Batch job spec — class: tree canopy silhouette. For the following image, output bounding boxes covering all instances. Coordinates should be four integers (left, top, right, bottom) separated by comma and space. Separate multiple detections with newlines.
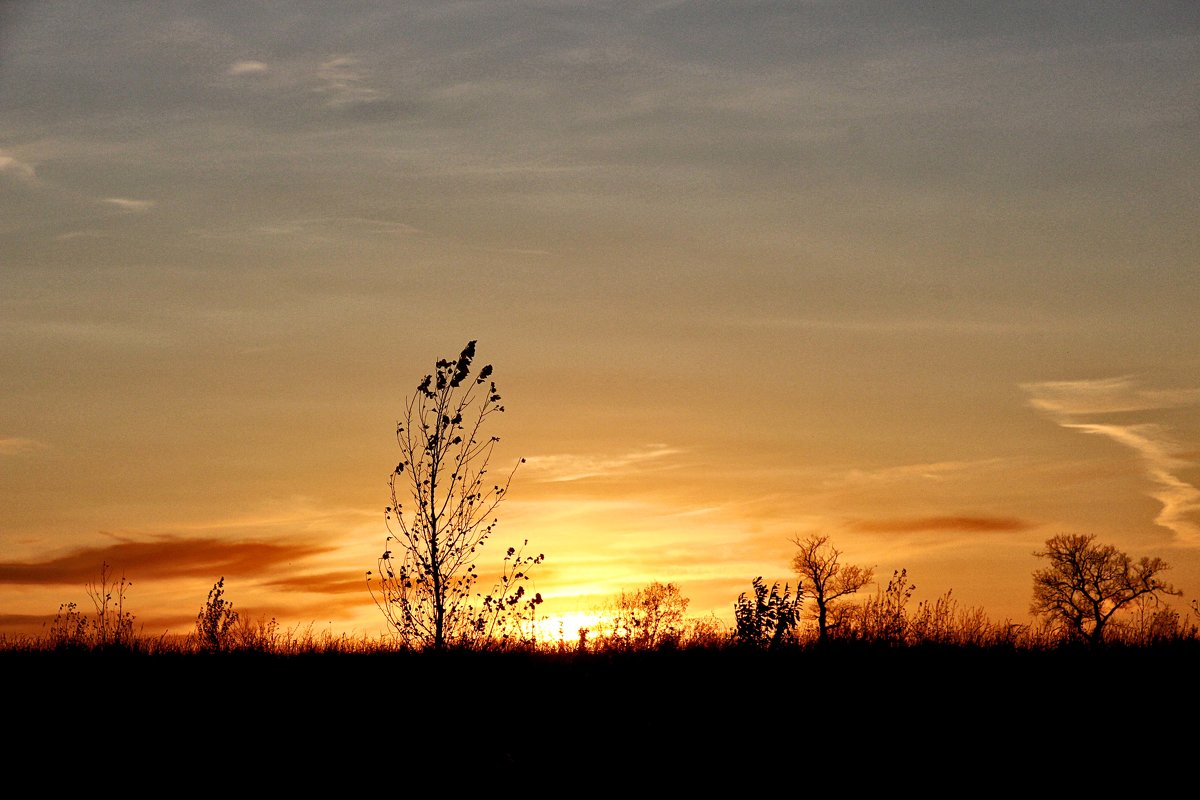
368, 341, 538, 649
1031, 533, 1180, 646
791, 534, 874, 643
604, 581, 690, 649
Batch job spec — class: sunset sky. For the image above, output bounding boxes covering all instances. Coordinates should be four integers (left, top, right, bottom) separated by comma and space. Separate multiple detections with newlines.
2, 2, 1198, 639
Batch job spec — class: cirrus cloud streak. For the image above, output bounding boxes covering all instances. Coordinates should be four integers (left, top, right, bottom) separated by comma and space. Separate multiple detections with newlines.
523, 444, 683, 483
1024, 377, 1200, 543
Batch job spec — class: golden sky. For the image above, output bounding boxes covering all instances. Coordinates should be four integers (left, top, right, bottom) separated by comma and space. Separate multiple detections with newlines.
2, 2, 1198, 639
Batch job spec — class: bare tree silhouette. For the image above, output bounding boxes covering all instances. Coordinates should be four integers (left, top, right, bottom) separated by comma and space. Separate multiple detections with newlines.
605, 581, 690, 649
1031, 533, 1180, 646
790, 534, 873, 643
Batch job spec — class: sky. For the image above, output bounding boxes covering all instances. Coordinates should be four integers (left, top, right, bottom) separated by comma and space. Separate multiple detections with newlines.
2, 1, 1198, 640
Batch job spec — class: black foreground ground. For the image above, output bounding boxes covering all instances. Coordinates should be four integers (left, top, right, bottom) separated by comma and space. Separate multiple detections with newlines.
7, 644, 1196, 784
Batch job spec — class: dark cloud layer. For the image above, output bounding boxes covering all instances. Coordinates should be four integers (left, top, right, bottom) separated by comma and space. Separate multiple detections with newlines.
264, 570, 370, 595
0, 537, 333, 586
853, 516, 1035, 534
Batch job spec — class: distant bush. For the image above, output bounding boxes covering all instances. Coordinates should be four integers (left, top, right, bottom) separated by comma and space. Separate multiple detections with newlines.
734, 577, 801, 649
195, 577, 239, 652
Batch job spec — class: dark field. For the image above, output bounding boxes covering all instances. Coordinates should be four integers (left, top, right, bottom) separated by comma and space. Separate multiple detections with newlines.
7, 644, 1196, 781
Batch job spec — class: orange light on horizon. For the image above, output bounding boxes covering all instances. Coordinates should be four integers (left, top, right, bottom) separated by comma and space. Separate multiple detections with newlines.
532, 611, 604, 645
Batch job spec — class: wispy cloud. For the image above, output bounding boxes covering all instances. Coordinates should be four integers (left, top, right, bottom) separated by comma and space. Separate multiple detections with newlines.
101, 197, 155, 213
0, 318, 173, 348
0, 437, 47, 456
0, 537, 334, 586
1, 153, 157, 216
264, 571, 367, 595
729, 315, 1039, 336
1024, 376, 1200, 417
1063, 422, 1200, 543
523, 444, 682, 483
476, 246, 553, 257
315, 55, 384, 106
55, 229, 115, 241
228, 60, 269, 76
852, 515, 1034, 534
0, 152, 37, 183
832, 459, 1005, 487
252, 216, 419, 238
1024, 377, 1200, 542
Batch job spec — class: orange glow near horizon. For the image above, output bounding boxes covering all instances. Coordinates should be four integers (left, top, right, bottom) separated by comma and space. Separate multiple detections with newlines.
532, 611, 606, 646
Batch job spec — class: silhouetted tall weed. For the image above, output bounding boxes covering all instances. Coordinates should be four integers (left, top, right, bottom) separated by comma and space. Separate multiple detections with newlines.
734, 577, 801, 649
195, 577, 239, 652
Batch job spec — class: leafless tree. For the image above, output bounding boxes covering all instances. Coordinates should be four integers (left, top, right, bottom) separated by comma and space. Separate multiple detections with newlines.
605, 581, 690, 649
790, 534, 874, 643
1031, 533, 1180, 646
368, 341, 535, 650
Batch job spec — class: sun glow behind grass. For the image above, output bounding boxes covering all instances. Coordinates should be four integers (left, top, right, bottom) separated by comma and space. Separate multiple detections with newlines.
532, 611, 604, 647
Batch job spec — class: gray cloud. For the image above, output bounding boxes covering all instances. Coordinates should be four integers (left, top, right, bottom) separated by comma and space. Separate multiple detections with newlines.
0, 152, 37, 183
315, 55, 385, 107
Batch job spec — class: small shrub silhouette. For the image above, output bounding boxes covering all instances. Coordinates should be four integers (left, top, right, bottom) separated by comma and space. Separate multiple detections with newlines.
840, 569, 914, 645
734, 577, 800, 649
196, 577, 240, 652
49, 602, 89, 650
